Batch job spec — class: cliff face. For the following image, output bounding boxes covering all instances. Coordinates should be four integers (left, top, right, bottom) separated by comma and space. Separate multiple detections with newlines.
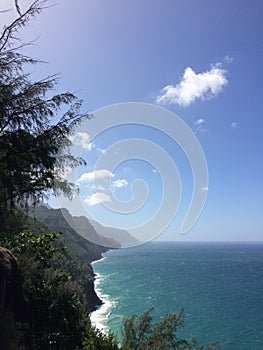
30, 206, 109, 311
84, 280, 102, 312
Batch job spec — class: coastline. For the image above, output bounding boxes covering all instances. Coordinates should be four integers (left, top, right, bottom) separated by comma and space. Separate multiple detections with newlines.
90, 255, 115, 333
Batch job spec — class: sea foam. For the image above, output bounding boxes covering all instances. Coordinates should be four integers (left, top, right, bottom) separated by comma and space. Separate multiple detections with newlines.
90, 268, 116, 333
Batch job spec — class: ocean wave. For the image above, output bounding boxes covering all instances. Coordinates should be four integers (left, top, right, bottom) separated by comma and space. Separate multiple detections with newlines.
90, 272, 116, 333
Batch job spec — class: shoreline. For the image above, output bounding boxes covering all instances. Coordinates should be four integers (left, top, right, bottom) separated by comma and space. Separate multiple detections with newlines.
90, 255, 115, 333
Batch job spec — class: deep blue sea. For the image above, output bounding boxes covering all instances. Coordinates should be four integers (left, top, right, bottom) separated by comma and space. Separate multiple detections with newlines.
91, 241, 263, 349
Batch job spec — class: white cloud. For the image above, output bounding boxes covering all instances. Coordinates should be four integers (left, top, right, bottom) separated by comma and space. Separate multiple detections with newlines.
156, 64, 228, 106
69, 132, 90, 147
194, 118, 208, 134
69, 132, 92, 148
112, 179, 128, 189
77, 169, 114, 184
194, 118, 205, 126
230, 122, 238, 129
84, 192, 111, 206
86, 142, 95, 151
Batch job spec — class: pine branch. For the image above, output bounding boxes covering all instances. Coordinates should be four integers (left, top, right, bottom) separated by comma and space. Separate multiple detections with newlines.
0, 0, 51, 51
14, 0, 22, 16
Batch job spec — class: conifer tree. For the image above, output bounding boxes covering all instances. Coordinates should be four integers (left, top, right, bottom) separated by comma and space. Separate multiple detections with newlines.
0, 0, 89, 229
121, 308, 219, 350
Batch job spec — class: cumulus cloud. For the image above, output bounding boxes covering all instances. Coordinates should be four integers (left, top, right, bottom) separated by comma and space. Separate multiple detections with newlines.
84, 192, 111, 206
111, 179, 128, 189
156, 64, 228, 106
77, 169, 114, 184
69, 132, 94, 150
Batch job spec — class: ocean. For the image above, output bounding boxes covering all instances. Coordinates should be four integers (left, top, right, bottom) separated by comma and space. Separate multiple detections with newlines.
90, 241, 263, 349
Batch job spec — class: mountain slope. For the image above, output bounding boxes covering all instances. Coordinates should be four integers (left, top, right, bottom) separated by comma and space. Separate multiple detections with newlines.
32, 206, 108, 261
89, 219, 139, 248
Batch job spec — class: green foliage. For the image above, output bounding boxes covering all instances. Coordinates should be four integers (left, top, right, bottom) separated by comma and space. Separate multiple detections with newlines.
0, 206, 29, 235
80, 330, 119, 350
1, 226, 118, 349
21, 273, 91, 349
121, 307, 219, 350
0, 0, 90, 226
2, 229, 87, 349
7, 230, 65, 267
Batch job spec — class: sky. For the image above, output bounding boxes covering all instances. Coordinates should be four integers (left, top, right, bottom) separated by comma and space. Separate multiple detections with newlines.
1, 0, 263, 242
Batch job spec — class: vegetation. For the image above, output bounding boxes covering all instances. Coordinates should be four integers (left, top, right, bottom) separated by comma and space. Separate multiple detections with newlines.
1, 227, 119, 349
0, 1, 219, 349
0, 0, 89, 232
122, 307, 218, 350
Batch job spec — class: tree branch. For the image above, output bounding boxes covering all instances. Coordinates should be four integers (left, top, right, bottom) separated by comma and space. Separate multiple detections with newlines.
14, 0, 22, 16
0, 0, 50, 51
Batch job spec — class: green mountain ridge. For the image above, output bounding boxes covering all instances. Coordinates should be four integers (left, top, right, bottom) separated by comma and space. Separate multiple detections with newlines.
32, 206, 109, 262
89, 219, 139, 248
34, 205, 139, 248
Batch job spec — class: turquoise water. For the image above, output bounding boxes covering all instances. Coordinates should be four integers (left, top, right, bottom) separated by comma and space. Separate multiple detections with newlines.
91, 242, 263, 349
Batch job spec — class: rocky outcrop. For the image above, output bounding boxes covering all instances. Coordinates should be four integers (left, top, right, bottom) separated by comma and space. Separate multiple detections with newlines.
0, 247, 30, 349
0, 247, 26, 320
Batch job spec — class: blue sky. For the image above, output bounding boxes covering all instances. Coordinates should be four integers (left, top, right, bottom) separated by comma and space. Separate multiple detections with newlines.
2, 0, 262, 241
